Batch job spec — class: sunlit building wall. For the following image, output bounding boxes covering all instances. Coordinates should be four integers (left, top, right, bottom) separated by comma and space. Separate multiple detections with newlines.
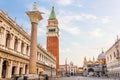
106, 39, 120, 78
0, 9, 56, 79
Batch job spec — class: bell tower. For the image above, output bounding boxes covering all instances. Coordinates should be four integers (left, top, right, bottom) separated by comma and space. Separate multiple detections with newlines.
47, 6, 59, 69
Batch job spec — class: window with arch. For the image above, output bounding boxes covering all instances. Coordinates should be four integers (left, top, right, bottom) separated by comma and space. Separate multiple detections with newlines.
21, 41, 24, 54
114, 52, 116, 58
5, 32, 11, 48
14, 37, 18, 51
42, 56, 44, 62
41, 55, 43, 61
110, 54, 112, 60
117, 49, 119, 58
40, 54, 42, 61
37, 52, 39, 60
26, 45, 29, 55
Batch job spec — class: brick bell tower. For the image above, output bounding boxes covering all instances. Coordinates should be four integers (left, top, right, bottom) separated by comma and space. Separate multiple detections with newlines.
47, 6, 59, 70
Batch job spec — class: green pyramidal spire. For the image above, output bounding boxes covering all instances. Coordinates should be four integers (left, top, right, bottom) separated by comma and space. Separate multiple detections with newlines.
49, 6, 56, 20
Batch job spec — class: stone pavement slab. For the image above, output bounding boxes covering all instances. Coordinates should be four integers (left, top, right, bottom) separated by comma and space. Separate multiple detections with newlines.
49, 76, 120, 80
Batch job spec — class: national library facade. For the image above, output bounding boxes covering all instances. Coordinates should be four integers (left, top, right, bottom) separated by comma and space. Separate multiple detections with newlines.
0, 9, 56, 79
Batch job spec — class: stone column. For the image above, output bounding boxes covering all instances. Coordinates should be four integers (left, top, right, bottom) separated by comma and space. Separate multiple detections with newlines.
28, 47, 30, 56
26, 3, 43, 74
10, 34, 14, 49
17, 40, 21, 52
27, 65, 29, 74
7, 60, 13, 78
0, 28, 4, 45
15, 62, 20, 75
22, 64, 25, 74
0, 58, 3, 78
23, 43, 26, 55
2, 29, 6, 46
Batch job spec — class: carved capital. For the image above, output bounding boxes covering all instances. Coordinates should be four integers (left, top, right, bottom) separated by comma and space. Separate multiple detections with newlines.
13, 61, 17, 66
10, 33, 14, 40
7, 60, 12, 66
0, 27, 5, 34
26, 11, 43, 23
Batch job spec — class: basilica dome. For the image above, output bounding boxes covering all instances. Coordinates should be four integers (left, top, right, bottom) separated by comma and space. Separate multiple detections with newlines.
98, 51, 105, 59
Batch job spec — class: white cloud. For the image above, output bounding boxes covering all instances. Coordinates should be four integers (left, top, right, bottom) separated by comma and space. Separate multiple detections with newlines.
100, 16, 111, 23
58, 13, 98, 36
57, 0, 72, 5
60, 23, 81, 35
80, 14, 111, 24
56, 0, 83, 8
58, 8, 111, 24
89, 28, 103, 38
60, 47, 71, 54
81, 14, 97, 20
60, 14, 97, 23
66, 27, 80, 35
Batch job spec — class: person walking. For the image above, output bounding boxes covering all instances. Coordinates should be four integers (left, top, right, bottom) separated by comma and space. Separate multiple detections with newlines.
45, 75, 49, 80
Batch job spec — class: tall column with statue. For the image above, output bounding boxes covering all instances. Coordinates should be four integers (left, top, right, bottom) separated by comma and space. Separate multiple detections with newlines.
26, 2, 43, 79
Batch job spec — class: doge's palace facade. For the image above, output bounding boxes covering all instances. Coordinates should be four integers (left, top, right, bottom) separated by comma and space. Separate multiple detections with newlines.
106, 39, 120, 78
0, 9, 56, 79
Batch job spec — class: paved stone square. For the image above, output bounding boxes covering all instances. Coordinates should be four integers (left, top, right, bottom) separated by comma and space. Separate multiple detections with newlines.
50, 76, 120, 80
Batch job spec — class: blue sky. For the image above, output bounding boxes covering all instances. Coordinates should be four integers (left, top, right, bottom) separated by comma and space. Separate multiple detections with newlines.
1, 0, 120, 66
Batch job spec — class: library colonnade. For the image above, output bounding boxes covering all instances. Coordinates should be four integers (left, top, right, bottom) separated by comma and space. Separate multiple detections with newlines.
0, 10, 56, 78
